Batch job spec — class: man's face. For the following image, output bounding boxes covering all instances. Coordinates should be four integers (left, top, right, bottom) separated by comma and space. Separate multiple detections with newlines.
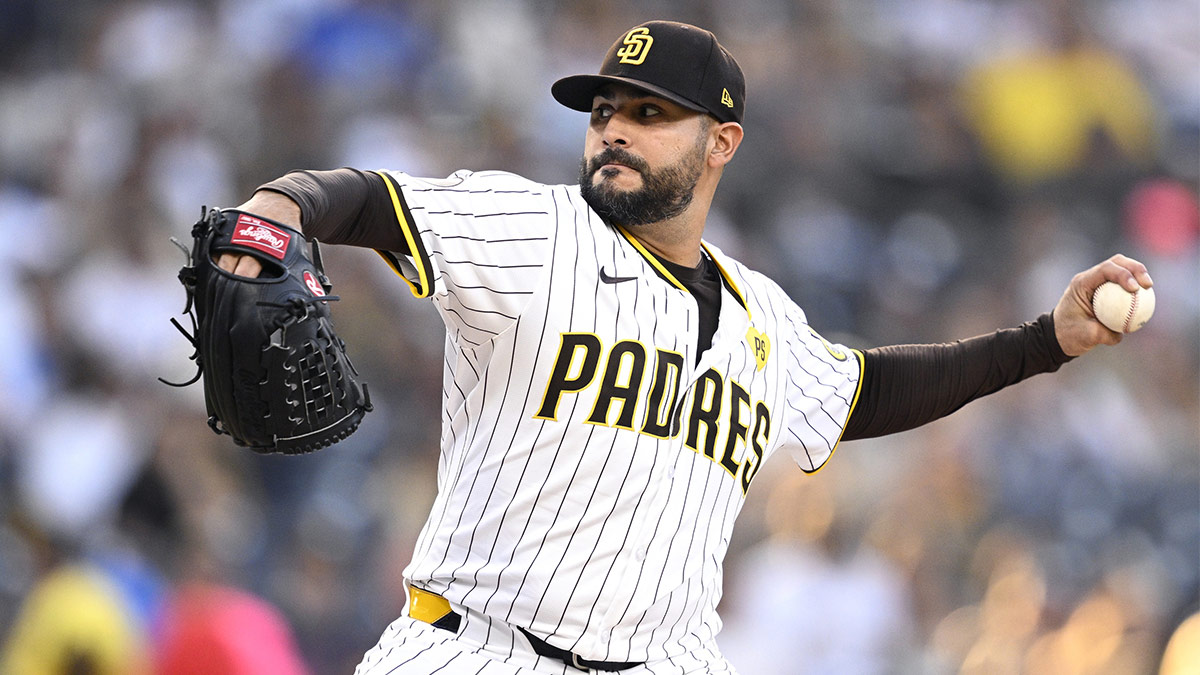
578, 86, 712, 227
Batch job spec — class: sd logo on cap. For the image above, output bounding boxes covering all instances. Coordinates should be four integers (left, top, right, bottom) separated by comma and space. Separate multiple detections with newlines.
552, 20, 746, 125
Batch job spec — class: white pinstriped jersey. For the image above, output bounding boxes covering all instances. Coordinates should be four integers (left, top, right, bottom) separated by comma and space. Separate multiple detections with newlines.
372, 168, 863, 665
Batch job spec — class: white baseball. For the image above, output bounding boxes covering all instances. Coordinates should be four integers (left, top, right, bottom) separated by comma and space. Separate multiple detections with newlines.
1091, 281, 1155, 333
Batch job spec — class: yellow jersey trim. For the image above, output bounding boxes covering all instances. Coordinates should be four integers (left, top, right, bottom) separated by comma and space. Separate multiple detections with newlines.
701, 242, 750, 318
614, 225, 687, 291
373, 170, 433, 299
805, 348, 866, 475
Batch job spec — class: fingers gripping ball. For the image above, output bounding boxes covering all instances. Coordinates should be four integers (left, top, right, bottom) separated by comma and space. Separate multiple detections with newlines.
163, 207, 373, 454
1091, 281, 1156, 333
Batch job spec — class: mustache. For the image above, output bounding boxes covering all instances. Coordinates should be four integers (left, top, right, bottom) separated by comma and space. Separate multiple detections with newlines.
586, 147, 649, 175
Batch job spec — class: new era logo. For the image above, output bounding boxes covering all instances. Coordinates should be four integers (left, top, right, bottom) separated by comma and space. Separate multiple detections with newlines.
721, 88, 734, 108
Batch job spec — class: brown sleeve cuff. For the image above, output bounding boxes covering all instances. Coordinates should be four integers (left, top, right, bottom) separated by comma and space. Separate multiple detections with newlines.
1040, 311, 1075, 367
258, 168, 408, 252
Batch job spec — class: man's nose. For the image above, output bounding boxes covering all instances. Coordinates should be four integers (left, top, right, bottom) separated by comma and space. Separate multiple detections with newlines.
601, 117, 631, 147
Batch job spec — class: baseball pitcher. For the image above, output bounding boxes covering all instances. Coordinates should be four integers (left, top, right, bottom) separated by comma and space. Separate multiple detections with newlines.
206, 21, 1153, 674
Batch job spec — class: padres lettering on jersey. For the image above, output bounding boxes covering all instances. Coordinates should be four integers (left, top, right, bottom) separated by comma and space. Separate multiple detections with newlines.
372, 168, 863, 664
534, 336, 773, 495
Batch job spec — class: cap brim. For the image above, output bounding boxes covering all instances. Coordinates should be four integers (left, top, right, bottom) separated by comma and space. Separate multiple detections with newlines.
552, 74, 708, 116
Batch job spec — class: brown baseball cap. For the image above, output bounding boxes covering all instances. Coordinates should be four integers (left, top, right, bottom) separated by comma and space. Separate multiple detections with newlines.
552, 21, 745, 124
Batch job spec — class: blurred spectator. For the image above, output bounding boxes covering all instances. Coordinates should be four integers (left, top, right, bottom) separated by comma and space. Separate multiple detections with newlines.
960, 0, 1158, 185
13, 380, 146, 543
1124, 177, 1200, 257
719, 467, 915, 674
0, 564, 153, 675
156, 583, 310, 675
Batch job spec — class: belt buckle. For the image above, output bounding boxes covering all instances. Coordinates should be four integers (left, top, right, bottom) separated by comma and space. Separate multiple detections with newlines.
569, 653, 587, 671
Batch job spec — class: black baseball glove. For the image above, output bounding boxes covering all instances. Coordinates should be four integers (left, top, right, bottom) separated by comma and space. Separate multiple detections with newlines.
163, 207, 372, 454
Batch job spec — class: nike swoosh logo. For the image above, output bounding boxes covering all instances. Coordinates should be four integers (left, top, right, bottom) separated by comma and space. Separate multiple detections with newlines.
600, 267, 637, 284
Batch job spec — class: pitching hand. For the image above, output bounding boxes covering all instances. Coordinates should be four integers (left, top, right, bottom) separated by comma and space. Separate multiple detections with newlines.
1053, 254, 1153, 357
214, 191, 302, 278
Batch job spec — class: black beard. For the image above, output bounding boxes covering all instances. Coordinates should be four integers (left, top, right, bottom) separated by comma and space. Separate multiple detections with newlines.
578, 146, 703, 227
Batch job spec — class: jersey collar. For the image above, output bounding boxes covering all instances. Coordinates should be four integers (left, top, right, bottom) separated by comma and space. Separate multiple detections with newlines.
614, 225, 751, 319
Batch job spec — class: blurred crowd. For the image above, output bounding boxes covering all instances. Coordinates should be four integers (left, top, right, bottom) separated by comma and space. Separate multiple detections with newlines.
0, 0, 1197, 673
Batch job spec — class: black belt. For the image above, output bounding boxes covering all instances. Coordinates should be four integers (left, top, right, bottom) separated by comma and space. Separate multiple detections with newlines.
516, 626, 641, 672
408, 585, 642, 672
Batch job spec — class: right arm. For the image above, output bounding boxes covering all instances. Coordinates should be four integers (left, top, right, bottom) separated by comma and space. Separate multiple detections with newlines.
222, 167, 555, 343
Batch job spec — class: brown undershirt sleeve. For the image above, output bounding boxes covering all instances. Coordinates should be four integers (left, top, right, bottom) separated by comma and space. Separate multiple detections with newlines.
257, 168, 409, 252
842, 312, 1074, 441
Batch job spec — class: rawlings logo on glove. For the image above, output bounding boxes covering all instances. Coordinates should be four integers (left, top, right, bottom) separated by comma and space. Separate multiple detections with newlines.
231, 214, 291, 259
162, 207, 372, 454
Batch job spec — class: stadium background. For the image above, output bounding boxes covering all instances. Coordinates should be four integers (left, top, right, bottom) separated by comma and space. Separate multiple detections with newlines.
0, 0, 1196, 673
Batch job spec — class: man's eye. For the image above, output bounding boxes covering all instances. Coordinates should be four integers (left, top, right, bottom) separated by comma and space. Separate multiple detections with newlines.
592, 106, 613, 120
640, 105, 661, 117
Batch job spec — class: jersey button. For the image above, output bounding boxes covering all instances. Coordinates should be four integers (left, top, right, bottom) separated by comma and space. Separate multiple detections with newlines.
635, 547, 647, 561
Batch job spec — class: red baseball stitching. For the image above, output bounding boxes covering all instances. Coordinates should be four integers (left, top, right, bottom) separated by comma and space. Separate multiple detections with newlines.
1124, 291, 1139, 333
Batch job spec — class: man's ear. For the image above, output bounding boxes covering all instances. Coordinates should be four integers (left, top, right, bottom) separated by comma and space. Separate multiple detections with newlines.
708, 122, 744, 168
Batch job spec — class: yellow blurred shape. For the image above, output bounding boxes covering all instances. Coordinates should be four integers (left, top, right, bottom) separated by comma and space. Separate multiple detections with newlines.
0, 565, 150, 675
931, 604, 982, 664
962, 47, 1155, 183
1160, 612, 1200, 675
981, 560, 1046, 640
1023, 589, 1163, 675
1059, 591, 1127, 671
765, 471, 834, 543
961, 635, 1025, 675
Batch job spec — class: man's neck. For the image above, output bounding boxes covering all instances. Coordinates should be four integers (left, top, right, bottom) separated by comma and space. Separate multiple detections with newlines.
631, 235, 702, 268
620, 208, 707, 267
